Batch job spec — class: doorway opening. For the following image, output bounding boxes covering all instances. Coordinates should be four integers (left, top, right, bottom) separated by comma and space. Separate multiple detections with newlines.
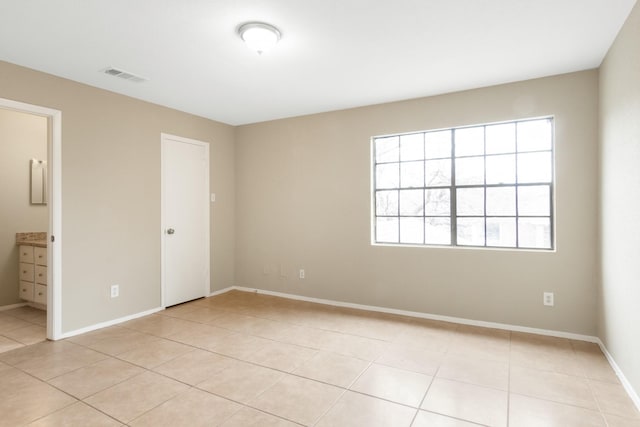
0, 97, 62, 341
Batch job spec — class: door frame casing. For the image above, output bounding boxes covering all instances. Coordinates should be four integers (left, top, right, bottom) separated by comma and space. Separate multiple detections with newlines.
160, 133, 210, 308
0, 97, 62, 340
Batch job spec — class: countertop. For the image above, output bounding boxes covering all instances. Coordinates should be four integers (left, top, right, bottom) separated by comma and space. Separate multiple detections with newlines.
16, 232, 47, 248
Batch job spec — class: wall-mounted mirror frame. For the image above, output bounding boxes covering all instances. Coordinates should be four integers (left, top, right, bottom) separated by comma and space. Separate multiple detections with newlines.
30, 158, 47, 205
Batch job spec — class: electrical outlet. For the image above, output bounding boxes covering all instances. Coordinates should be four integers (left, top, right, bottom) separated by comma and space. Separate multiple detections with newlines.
110, 284, 119, 298
299, 269, 305, 279
543, 292, 554, 306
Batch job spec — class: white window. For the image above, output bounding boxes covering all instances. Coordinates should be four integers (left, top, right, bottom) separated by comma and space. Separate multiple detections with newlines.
372, 117, 554, 249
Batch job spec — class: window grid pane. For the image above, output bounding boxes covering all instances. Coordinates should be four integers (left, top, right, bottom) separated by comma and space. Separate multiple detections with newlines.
373, 117, 553, 249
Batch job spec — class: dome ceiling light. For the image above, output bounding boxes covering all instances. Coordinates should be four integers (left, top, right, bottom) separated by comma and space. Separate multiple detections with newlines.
238, 22, 281, 55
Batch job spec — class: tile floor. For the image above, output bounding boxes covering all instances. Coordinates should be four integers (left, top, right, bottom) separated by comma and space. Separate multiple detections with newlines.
0, 306, 47, 353
0, 290, 638, 426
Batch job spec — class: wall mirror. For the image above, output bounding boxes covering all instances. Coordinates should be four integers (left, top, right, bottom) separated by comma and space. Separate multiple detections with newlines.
30, 158, 47, 205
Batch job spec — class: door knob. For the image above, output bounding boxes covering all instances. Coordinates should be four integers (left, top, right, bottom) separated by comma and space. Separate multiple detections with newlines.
166, 228, 175, 235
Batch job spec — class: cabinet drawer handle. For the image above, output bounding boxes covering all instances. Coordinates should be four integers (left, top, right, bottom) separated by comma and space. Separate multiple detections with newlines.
38, 292, 43, 296
23, 270, 27, 274
22, 288, 26, 292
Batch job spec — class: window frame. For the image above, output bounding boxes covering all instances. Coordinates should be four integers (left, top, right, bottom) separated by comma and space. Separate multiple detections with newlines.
371, 116, 555, 251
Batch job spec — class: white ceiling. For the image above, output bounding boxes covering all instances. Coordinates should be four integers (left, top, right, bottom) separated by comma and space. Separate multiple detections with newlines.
0, 0, 636, 125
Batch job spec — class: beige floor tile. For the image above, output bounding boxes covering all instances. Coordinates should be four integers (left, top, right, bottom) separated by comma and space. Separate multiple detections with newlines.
412, 410, 480, 427
152, 349, 234, 385
221, 315, 290, 340
3, 324, 47, 345
603, 413, 640, 427
129, 388, 241, 427
210, 332, 270, 360
0, 359, 11, 373
123, 315, 197, 338
0, 376, 77, 426
86, 329, 159, 356
159, 302, 202, 318
0, 314, 33, 333
116, 338, 193, 368
572, 343, 620, 383
320, 331, 389, 361
511, 332, 583, 377
27, 401, 123, 426
510, 366, 598, 410
448, 326, 510, 363
249, 375, 343, 425
48, 357, 145, 399
268, 323, 327, 349
316, 390, 415, 427
395, 329, 452, 353
437, 355, 509, 390
15, 344, 108, 380
0, 367, 47, 398
4, 306, 46, 323
350, 363, 432, 407
85, 371, 189, 423
350, 314, 409, 341
171, 307, 227, 324
0, 292, 633, 427
512, 332, 573, 352
376, 343, 442, 376
293, 350, 370, 387
590, 380, 640, 419
511, 346, 584, 377
161, 323, 231, 349
0, 335, 24, 353
220, 407, 299, 427
508, 393, 606, 427
0, 340, 76, 365
213, 312, 264, 332
329, 313, 401, 341
197, 360, 284, 403
66, 325, 138, 347
245, 340, 317, 372
422, 378, 508, 427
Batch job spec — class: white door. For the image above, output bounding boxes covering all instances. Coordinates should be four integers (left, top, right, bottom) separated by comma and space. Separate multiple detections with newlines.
161, 134, 210, 307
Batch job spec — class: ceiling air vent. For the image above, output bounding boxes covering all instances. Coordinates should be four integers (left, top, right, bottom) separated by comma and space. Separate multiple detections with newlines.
102, 67, 148, 83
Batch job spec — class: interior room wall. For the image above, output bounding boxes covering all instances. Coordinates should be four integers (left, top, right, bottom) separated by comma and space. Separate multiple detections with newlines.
598, 0, 640, 401
235, 70, 600, 336
0, 108, 48, 306
0, 61, 235, 333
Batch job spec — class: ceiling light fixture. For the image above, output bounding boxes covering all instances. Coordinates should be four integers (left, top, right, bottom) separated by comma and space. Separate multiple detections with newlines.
238, 22, 281, 55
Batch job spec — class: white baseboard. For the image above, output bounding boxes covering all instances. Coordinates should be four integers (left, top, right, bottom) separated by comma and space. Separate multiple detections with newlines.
232, 286, 598, 342
597, 339, 640, 412
58, 307, 164, 339
209, 286, 234, 297
0, 302, 28, 312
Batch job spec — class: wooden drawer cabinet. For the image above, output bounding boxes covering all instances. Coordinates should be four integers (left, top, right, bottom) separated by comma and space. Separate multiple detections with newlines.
34, 284, 47, 305
18, 245, 47, 306
19, 245, 34, 263
19, 262, 34, 281
19, 281, 35, 301
35, 265, 47, 285
35, 247, 47, 266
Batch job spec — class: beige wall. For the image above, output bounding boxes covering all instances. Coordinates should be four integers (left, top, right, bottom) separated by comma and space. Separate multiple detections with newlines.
599, 1, 640, 399
0, 61, 235, 332
0, 109, 48, 306
236, 70, 600, 335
